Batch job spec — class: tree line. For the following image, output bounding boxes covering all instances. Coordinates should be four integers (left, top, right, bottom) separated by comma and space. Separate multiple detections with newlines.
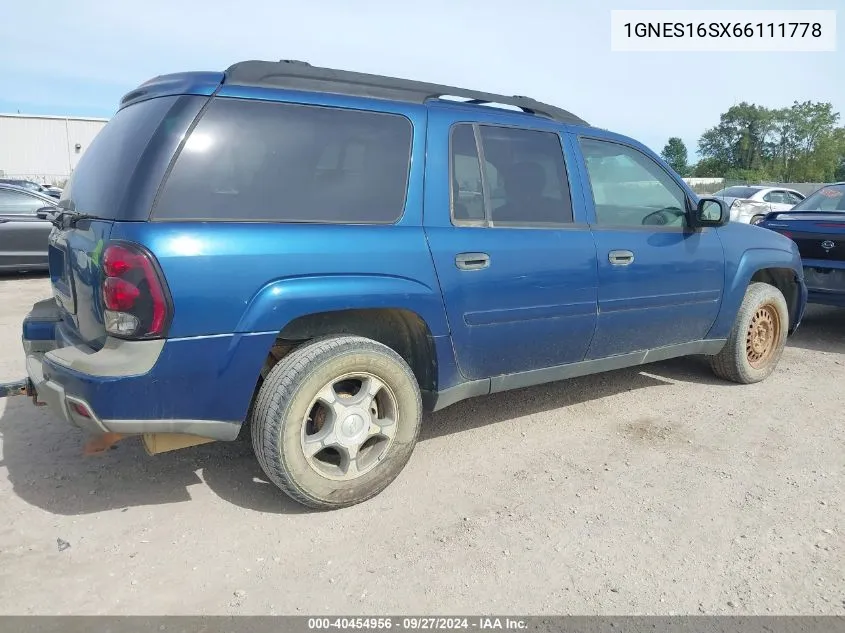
660, 100, 845, 183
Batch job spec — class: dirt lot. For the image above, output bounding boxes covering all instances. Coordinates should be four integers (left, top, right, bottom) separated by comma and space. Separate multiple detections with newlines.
0, 273, 843, 616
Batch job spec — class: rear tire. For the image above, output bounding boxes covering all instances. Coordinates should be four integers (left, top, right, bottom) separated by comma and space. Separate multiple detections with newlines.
710, 282, 788, 384
251, 335, 422, 509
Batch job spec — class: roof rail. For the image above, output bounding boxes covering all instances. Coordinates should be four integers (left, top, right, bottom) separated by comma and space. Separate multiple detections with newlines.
223, 60, 588, 126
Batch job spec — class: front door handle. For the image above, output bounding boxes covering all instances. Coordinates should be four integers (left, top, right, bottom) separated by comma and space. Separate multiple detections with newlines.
608, 249, 635, 266
455, 252, 490, 271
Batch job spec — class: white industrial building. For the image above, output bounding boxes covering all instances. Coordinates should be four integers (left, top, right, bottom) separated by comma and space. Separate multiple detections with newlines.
0, 113, 108, 185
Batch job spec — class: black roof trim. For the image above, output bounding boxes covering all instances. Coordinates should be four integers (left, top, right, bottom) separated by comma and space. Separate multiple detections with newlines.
223, 60, 587, 126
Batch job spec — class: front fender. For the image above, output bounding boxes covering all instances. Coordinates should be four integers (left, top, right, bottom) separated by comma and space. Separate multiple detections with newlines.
235, 273, 450, 336
707, 246, 804, 339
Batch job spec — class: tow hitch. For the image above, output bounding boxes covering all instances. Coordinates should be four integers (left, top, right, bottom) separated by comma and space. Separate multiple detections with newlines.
0, 379, 45, 406
1, 379, 28, 399
0, 378, 127, 454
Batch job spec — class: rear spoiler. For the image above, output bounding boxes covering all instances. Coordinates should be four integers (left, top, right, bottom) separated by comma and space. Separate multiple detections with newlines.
762, 210, 845, 222
119, 72, 224, 109
761, 210, 790, 222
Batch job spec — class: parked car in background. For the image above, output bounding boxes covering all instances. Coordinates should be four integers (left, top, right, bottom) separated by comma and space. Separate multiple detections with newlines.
39, 184, 64, 199
0, 178, 52, 196
14, 60, 806, 509
0, 179, 62, 199
0, 183, 57, 271
755, 183, 845, 307
711, 185, 805, 223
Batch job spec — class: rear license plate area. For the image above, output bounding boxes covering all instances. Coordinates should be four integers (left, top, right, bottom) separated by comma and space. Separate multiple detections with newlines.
803, 266, 845, 292
48, 244, 65, 282
48, 243, 75, 313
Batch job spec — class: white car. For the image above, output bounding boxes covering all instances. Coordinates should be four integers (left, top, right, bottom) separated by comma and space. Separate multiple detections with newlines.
710, 186, 805, 223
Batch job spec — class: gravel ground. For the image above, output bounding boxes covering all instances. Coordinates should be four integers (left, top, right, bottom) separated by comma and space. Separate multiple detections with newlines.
0, 273, 842, 615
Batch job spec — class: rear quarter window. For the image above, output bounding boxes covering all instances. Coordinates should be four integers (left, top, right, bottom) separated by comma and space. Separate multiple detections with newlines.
62, 95, 194, 218
153, 98, 413, 223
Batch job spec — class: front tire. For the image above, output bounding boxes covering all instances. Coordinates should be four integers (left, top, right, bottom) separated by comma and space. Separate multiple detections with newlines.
251, 335, 422, 509
710, 282, 789, 384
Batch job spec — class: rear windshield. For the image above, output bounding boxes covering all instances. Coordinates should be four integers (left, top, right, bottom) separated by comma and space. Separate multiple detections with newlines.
61, 96, 182, 217
792, 184, 845, 212
712, 186, 761, 199
153, 98, 413, 223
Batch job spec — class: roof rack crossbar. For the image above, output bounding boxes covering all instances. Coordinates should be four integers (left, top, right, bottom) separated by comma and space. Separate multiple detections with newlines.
223, 60, 587, 126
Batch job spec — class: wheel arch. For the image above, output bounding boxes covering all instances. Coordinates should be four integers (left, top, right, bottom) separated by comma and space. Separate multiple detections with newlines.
238, 273, 448, 386
749, 267, 802, 332
272, 307, 439, 393
707, 248, 805, 339
233, 305, 442, 441
235, 274, 449, 337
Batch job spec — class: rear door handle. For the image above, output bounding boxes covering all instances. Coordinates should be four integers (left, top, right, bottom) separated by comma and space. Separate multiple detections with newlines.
455, 252, 490, 271
608, 249, 635, 266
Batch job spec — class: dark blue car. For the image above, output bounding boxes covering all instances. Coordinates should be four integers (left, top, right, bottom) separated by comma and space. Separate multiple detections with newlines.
11, 60, 807, 509
755, 183, 845, 307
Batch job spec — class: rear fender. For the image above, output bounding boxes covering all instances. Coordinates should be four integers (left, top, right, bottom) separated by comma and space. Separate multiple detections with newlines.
235, 274, 450, 336
217, 274, 454, 418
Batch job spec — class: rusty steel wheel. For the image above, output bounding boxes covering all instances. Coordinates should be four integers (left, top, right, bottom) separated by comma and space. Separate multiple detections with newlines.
745, 303, 782, 368
711, 282, 789, 384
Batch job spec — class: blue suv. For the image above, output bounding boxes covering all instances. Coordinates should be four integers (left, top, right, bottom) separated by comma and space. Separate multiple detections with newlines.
18, 60, 807, 508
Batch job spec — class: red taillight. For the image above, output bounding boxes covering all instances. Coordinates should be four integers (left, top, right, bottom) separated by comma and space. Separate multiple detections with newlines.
103, 245, 137, 277
103, 277, 140, 310
101, 242, 172, 339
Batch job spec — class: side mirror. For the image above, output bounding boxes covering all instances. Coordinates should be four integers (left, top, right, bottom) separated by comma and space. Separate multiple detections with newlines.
691, 197, 729, 228
36, 206, 57, 220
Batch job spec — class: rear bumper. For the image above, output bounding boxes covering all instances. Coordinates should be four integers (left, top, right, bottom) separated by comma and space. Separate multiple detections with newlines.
21, 298, 243, 440
26, 351, 109, 434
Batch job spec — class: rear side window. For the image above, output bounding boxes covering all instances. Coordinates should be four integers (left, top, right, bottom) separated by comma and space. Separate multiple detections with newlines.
763, 190, 786, 204
154, 98, 413, 223
450, 123, 573, 227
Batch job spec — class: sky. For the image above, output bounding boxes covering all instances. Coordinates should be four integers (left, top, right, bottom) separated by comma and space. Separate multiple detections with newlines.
1, 0, 843, 159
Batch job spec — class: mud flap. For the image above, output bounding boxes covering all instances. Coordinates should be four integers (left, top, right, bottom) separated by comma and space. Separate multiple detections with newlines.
142, 433, 216, 455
